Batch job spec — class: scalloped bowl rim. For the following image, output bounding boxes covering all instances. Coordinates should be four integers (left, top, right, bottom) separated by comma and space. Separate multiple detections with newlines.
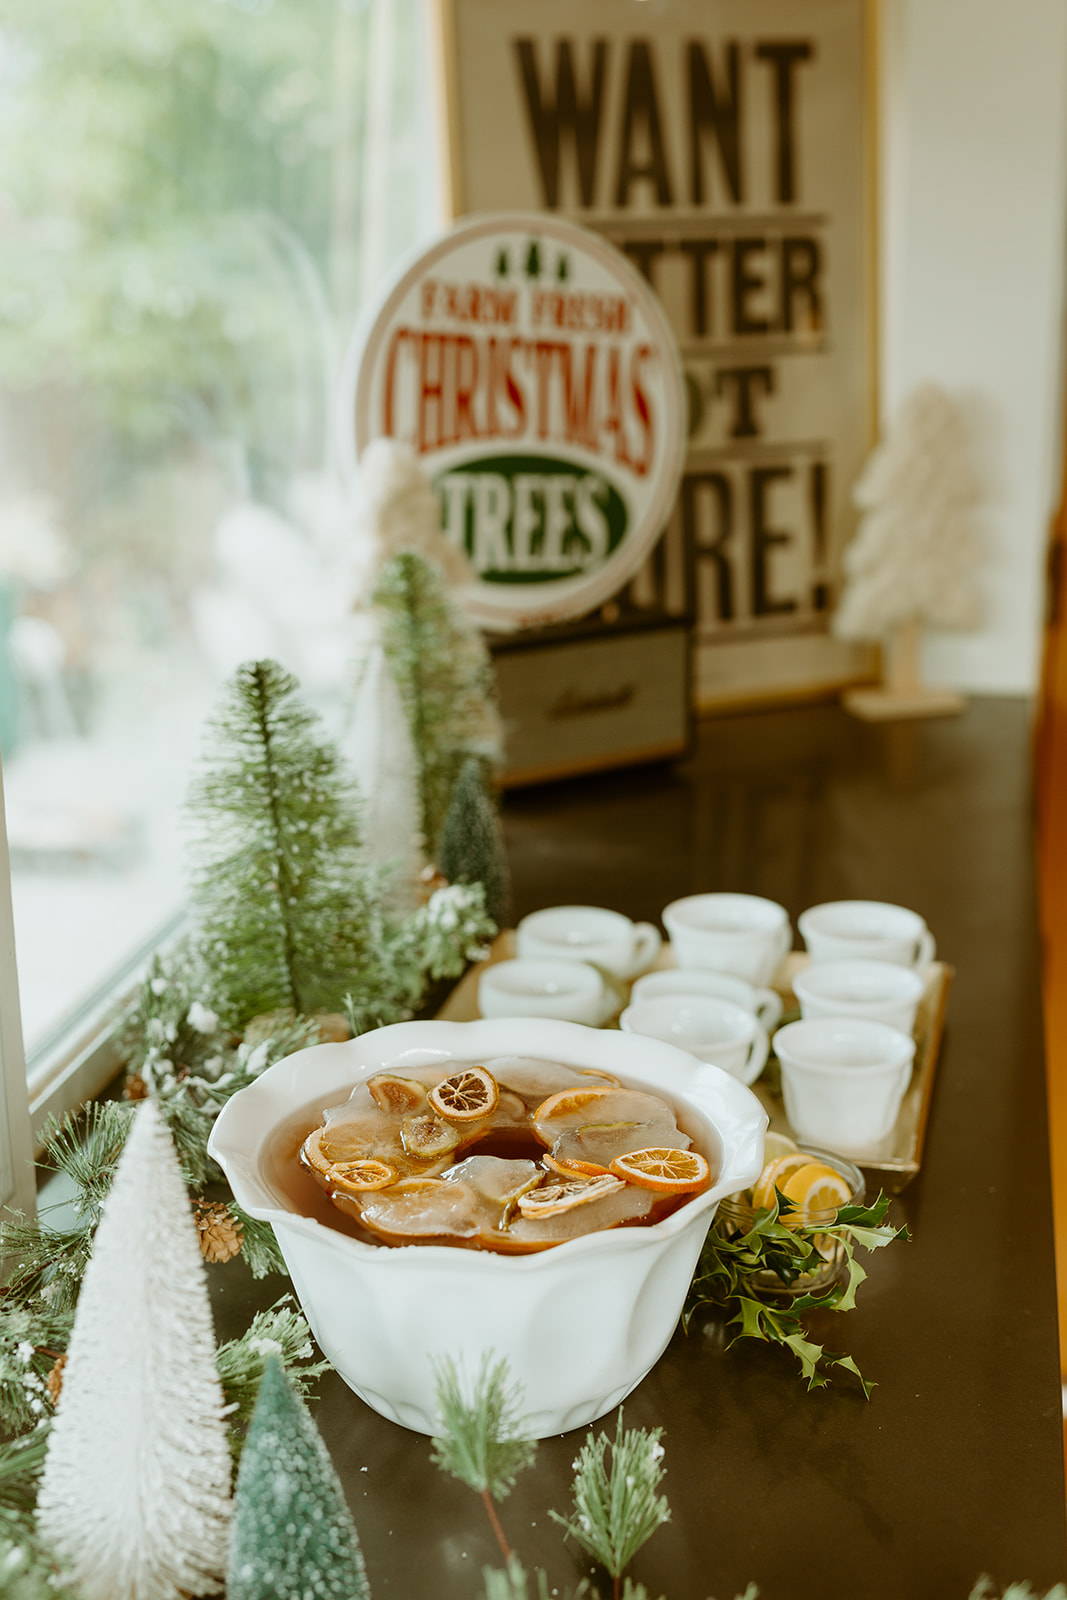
207, 1016, 768, 1272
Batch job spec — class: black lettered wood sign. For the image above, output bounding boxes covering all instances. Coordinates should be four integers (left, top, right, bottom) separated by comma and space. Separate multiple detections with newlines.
435, 0, 878, 706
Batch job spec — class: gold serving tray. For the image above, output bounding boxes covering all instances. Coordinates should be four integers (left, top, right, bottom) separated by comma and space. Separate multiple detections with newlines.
438, 933, 953, 1195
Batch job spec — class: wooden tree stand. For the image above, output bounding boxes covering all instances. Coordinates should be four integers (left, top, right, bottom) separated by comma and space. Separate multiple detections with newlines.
843, 619, 965, 721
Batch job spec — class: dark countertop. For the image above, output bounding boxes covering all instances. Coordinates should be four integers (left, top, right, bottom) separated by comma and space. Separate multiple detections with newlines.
212, 697, 1066, 1600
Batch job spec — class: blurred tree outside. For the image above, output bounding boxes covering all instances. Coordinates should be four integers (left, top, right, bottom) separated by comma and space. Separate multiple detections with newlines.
0, 0, 436, 1049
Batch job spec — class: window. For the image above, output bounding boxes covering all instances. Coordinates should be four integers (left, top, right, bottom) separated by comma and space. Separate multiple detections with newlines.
0, 0, 438, 1093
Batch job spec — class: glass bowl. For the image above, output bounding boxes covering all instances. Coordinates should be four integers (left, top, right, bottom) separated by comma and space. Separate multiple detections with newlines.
712, 1143, 865, 1297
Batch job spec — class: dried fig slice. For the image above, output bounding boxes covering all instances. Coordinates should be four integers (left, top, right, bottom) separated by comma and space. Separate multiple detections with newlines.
367, 1073, 427, 1114
400, 1113, 462, 1161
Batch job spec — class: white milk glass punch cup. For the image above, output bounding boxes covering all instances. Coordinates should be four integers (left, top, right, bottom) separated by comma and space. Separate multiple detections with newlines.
630, 967, 783, 1030
793, 960, 924, 1034
662, 894, 791, 986
798, 901, 935, 969
774, 1016, 916, 1155
478, 958, 616, 1026
620, 995, 770, 1087
517, 906, 662, 981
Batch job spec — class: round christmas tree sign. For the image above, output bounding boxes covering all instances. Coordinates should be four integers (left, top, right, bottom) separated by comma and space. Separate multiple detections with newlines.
341, 212, 687, 631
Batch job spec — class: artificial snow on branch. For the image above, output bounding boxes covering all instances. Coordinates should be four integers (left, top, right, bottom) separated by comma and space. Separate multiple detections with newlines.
36, 1100, 232, 1600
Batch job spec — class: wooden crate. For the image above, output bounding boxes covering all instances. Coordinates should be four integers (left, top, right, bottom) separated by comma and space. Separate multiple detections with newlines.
492, 617, 692, 787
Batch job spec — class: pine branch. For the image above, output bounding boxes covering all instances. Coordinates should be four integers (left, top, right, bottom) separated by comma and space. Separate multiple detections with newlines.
215, 1296, 329, 1457
430, 1356, 537, 1561
549, 1412, 670, 1586
481, 1557, 594, 1600
969, 1584, 1067, 1600
0, 1301, 73, 1433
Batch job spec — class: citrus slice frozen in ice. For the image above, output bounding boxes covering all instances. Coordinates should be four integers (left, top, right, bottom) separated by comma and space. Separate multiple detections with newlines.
329, 1158, 397, 1193
358, 1177, 482, 1240
428, 1066, 500, 1121
777, 1162, 852, 1224
750, 1152, 815, 1211
487, 1057, 619, 1107
400, 1113, 462, 1161
531, 1086, 617, 1132
300, 1126, 337, 1179
367, 1073, 427, 1114
609, 1147, 711, 1194
442, 1156, 543, 1207
516, 1173, 625, 1218
543, 1153, 611, 1179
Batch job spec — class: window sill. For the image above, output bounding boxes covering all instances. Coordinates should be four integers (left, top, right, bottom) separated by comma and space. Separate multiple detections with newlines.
26, 911, 183, 1137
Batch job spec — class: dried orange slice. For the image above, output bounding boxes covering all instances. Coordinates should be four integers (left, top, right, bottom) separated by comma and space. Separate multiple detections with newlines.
610, 1147, 711, 1193
428, 1066, 500, 1121
300, 1126, 335, 1178
517, 1173, 624, 1217
329, 1158, 396, 1193
751, 1152, 815, 1211
543, 1153, 611, 1179
532, 1086, 615, 1128
777, 1162, 852, 1224
367, 1073, 426, 1114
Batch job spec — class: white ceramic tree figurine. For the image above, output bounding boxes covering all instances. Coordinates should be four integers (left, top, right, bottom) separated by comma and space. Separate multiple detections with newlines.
833, 383, 982, 719
36, 1099, 232, 1600
344, 642, 424, 906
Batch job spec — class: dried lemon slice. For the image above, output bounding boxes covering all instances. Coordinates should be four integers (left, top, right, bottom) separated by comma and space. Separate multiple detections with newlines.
543, 1153, 611, 1179
329, 1158, 397, 1194
516, 1174, 624, 1218
428, 1066, 499, 1121
367, 1073, 427, 1114
610, 1147, 710, 1194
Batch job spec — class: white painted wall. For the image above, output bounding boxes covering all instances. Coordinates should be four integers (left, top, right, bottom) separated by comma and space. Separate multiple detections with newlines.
880, 0, 1067, 693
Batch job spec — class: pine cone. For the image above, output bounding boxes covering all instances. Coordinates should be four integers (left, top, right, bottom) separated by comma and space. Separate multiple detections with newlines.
243, 1008, 297, 1047
419, 863, 449, 904
46, 1353, 67, 1407
310, 1011, 352, 1044
123, 1072, 148, 1101
194, 1202, 243, 1264
244, 1008, 351, 1046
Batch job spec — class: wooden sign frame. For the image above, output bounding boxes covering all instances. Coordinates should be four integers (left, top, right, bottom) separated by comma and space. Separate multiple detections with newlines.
430, 0, 880, 710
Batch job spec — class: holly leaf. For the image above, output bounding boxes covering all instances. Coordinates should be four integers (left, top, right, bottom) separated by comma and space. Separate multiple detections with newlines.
830, 1354, 876, 1399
